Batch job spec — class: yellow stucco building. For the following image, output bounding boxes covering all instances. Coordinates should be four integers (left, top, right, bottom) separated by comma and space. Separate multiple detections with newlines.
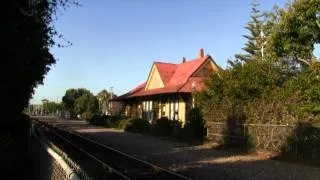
111, 49, 220, 125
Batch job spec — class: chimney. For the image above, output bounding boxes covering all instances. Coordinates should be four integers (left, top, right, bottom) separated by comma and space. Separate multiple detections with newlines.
181, 57, 186, 63
198, 48, 204, 59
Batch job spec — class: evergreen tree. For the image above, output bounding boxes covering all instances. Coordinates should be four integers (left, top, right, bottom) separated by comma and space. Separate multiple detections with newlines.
235, 0, 266, 62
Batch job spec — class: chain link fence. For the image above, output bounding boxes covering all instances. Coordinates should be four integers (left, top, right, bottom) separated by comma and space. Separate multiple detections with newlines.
207, 122, 320, 157
30, 123, 90, 180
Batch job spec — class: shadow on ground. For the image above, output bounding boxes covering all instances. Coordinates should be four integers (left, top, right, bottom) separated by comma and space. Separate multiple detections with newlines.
47, 119, 320, 180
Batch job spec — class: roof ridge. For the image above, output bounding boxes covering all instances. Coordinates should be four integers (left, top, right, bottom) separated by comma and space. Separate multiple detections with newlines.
154, 61, 178, 65
183, 55, 208, 63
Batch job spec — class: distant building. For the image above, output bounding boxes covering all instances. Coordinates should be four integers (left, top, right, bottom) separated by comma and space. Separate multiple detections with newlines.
111, 49, 221, 124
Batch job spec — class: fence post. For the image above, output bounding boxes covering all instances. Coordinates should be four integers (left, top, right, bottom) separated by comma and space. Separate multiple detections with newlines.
268, 123, 270, 150
243, 124, 246, 150
295, 125, 298, 156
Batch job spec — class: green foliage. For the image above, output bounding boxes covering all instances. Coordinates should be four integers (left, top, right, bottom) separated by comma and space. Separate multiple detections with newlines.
124, 118, 150, 133
283, 123, 320, 160
235, 0, 267, 63
152, 117, 181, 136
105, 115, 128, 128
62, 88, 91, 117
89, 115, 107, 126
183, 108, 207, 142
279, 64, 320, 123
2, 1, 76, 115
62, 88, 99, 120
116, 118, 131, 129
42, 101, 64, 115
97, 89, 113, 114
198, 60, 284, 123
198, 0, 320, 152
266, 0, 320, 64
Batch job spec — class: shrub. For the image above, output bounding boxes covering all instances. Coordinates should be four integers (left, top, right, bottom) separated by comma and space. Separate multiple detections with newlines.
104, 115, 122, 128
124, 118, 150, 133
152, 117, 181, 136
89, 115, 107, 126
283, 122, 320, 160
116, 118, 131, 129
183, 108, 207, 142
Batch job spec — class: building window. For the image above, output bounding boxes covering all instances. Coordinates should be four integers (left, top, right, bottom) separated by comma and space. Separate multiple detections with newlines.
161, 104, 166, 117
169, 99, 179, 121
142, 100, 153, 122
174, 101, 179, 120
170, 101, 174, 120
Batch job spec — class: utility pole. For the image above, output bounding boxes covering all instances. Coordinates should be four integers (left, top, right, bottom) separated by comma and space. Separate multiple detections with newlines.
109, 86, 113, 116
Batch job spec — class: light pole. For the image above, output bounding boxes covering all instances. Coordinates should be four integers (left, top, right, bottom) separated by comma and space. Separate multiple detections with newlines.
109, 86, 113, 115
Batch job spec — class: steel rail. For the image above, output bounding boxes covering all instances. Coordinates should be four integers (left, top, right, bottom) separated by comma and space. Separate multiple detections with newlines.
33, 119, 192, 180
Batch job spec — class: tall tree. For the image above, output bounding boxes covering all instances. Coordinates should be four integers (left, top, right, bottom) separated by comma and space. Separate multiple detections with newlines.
1, 1, 76, 117
1, 1, 76, 178
97, 89, 115, 115
74, 93, 99, 119
62, 88, 99, 119
42, 100, 64, 115
62, 88, 91, 117
267, 0, 320, 66
235, 0, 266, 62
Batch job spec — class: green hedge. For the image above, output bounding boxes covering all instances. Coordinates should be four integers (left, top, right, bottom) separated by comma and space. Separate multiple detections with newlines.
88, 115, 107, 126
124, 118, 150, 133
152, 117, 181, 136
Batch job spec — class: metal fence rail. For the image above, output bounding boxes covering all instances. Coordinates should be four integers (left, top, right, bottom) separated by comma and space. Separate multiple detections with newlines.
30, 123, 87, 180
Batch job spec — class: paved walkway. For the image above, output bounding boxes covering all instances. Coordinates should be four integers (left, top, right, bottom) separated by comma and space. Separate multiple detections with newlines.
48, 119, 320, 180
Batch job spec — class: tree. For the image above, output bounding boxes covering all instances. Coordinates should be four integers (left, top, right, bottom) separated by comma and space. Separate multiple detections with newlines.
42, 100, 64, 115
1, 1, 76, 117
97, 89, 112, 114
75, 93, 99, 119
1, 1, 76, 178
62, 88, 99, 120
235, 0, 267, 63
267, 0, 320, 66
62, 88, 91, 117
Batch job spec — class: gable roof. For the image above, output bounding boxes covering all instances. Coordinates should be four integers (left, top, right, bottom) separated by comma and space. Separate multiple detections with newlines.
167, 55, 208, 87
154, 62, 177, 85
115, 50, 220, 100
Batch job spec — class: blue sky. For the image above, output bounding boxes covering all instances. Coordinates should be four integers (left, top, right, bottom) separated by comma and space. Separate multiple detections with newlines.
31, 0, 318, 104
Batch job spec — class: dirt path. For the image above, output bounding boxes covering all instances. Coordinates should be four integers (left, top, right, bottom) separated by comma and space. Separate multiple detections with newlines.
48, 119, 320, 180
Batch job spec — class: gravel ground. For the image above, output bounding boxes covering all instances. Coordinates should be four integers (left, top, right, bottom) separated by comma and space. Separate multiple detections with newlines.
47, 119, 320, 180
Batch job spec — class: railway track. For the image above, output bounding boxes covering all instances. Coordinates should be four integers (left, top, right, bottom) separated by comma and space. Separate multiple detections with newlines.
33, 119, 191, 180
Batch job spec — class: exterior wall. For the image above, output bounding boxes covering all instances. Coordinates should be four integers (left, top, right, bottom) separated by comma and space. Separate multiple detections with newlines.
192, 57, 219, 77
109, 101, 123, 116
121, 94, 191, 125
164, 98, 170, 118
124, 102, 142, 118
145, 65, 165, 90
178, 96, 186, 125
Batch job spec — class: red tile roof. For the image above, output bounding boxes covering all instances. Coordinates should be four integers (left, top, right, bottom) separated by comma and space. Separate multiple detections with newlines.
116, 54, 215, 100
167, 56, 208, 87
154, 62, 177, 85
